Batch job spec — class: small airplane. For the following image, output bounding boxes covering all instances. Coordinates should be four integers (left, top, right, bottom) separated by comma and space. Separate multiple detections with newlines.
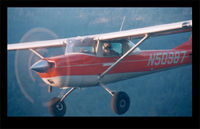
7, 20, 192, 116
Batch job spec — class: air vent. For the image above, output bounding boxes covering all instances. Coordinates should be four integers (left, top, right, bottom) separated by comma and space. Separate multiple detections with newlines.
48, 79, 55, 84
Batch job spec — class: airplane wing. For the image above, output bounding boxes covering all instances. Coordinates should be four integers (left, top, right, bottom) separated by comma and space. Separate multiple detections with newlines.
7, 38, 68, 50
8, 20, 192, 51
93, 20, 192, 41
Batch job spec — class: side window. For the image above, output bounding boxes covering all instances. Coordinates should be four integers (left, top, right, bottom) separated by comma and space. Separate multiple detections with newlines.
102, 42, 122, 57
111, 43, 122, 55
127, 41, 141, 54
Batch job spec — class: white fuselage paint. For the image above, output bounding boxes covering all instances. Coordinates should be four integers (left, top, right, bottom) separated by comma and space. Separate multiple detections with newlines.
42, 72, 149, 88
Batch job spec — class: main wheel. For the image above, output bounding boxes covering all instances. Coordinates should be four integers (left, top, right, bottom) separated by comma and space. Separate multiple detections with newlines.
48, 97, 66, 116
111, 91, 130, 115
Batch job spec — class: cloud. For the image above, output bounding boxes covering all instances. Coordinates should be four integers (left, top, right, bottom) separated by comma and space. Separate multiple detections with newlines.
135, 16, 144, 21
92, 17, 109, 24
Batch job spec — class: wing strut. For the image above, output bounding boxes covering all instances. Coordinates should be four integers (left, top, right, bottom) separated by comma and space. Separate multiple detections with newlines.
98, 34, 149, 80
29, 49, 44, 59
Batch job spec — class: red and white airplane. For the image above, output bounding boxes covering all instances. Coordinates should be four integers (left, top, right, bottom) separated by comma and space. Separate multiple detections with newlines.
8, 20, 192, 116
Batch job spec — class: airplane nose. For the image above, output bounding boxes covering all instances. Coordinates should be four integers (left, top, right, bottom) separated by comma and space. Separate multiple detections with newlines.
31, 60, 51, 73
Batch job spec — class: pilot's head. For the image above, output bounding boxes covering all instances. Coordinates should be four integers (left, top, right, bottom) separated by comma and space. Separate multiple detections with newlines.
102, 43, 111, 53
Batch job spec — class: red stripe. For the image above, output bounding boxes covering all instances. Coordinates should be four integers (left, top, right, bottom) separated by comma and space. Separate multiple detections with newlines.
38, 49, 192, 78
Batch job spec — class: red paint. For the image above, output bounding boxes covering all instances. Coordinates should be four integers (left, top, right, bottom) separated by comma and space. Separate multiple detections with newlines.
37, 36, 192, 78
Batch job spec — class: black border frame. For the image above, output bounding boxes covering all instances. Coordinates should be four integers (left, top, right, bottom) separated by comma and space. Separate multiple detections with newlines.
1, 0, 199, 128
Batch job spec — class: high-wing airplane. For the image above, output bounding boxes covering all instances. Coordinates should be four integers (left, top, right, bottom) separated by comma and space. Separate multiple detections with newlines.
7, 20, 192, 116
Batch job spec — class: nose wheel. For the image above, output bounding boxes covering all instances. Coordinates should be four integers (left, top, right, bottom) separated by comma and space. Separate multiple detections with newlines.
48, 97, 66, 116
48, 87, 75, 116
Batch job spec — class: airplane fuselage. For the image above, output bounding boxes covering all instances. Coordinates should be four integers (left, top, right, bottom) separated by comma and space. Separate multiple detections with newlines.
35, 47, 192, 88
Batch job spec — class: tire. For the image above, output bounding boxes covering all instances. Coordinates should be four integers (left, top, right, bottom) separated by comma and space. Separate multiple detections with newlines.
48, 97, 66, 116
111, 91, 130, 115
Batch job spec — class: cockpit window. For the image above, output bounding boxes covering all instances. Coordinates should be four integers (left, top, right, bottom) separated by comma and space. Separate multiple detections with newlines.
65, 37, 96, 55
127, 40, 141, 53
100, 39, 141, 57
102, 42, 122, 57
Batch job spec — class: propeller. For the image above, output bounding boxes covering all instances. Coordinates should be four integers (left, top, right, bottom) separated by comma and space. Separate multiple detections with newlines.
14, 27, 64, 106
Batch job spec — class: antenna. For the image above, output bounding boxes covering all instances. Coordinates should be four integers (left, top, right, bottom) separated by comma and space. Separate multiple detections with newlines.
120, 16, 126, 31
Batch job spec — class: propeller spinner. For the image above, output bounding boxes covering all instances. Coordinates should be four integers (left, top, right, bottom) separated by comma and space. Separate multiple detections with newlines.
31, 59, 54, 73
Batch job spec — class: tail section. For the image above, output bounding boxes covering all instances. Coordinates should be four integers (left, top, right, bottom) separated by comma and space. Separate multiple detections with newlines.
173, 35, 192, 50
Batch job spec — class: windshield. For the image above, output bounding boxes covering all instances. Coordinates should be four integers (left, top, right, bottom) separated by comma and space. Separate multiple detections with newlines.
65, 37, 97, 55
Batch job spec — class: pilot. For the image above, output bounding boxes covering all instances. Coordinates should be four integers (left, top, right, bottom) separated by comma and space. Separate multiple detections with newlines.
102, 42, 119, 57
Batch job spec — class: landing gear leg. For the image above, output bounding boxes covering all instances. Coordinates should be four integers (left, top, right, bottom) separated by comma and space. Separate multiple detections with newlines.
48, 85, 52, 93
100, 82, 115, 96
100, 82, 130, 115
48, 87, 76, 116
